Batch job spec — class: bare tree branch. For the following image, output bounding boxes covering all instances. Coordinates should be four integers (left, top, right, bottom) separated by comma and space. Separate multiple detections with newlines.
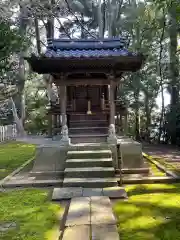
63, 0, 97, 39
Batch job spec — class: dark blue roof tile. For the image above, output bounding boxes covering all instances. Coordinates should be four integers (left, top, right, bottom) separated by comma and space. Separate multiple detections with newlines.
44, 48, 136, 58
47, 37, 128, 50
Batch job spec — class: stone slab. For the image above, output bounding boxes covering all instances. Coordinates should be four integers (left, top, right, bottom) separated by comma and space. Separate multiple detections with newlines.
91, 196, 116, 225
83, 188, 103, 197
63, 178, 118, 188
92, 224, 119, 240
0, 222, 17, 232
103, 187, 128, 199
52, 188, 83, 200
65, 197, 90, 226
62, 225, 90, 240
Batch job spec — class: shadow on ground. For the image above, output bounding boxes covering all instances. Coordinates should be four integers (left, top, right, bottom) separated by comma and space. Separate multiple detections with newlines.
113, 183, 180, 240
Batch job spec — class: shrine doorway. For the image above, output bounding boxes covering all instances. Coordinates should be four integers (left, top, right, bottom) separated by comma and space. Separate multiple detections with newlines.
68, 85, 106, 113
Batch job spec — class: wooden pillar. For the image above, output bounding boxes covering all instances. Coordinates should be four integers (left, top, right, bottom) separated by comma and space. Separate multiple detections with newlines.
107, 78, 117, 143
59, 83, 70, 145
72, 86, 76, 111
48, 113, 52, 137
109, 80, 115, 125
60, 85, 67, 126
101, 93, 105, 111
87, 85, 92, 114
124, 113, 128, 136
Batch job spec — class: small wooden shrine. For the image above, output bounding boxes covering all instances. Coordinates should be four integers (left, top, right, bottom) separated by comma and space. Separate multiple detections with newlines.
26, 38, 144, 144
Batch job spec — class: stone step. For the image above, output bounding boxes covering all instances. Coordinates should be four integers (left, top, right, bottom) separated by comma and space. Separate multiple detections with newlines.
69, 121, 108, 128
70, 136, 107, 144
63, 178, 118, 188
69, 143, 110, 151
69, 127, 108, 134
70, 114, 107, 121
67, 150, 112, 159
64, 167, 115, 178
65, 158, 113, 168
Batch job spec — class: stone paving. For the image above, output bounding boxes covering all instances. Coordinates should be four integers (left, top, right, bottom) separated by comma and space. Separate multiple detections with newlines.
62, 196, 119, 240
52, 187, 127, 200
143, 143, 180, 162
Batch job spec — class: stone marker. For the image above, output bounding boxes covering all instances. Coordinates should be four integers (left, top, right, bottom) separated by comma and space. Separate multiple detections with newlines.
91, 196, 116, 225
92, 224, 119, 240
65, 197, 90, 227
52, 188, 83, 200
62, 225, 90, 240
0, 222, 17, 232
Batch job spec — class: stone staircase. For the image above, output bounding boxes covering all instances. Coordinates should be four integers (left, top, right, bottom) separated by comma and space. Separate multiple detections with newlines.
63, 145, 118, 188
69, 113, 108, 143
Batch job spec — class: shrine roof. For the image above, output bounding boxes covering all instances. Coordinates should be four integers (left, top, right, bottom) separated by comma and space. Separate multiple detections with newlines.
45, 37, 136, 58
26, 38, 145, 74
47, 37, 127, 50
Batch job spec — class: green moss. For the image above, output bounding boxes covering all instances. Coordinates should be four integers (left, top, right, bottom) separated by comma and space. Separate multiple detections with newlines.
114, 184, 180, 240
157, 158, 180, 176
147, 161, 166, 176
0, 141, 36, 180
143, 152, 180, 176
0, 189, 62, 240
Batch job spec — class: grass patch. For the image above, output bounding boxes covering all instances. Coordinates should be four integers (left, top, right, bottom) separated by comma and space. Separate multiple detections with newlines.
114, 184, 180, 240
0, 141, 36, 180
0, 189, 62, 240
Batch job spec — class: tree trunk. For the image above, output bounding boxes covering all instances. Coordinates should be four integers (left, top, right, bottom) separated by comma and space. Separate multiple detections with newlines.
134, 88, 140, 141
158, 85, 165, 143
158, 12, 166, 143
145, 94, 151, 142
13, 3, 28, 135
169, 3, 179, 144
43, 1, 56, 103
98, 0, 104, 37
10, 97, 26, 136
107, 0, 112, 37
34, 17, 41, 55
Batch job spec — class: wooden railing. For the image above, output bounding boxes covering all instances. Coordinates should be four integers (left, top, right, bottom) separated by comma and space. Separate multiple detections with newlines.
0, 124, 17, 142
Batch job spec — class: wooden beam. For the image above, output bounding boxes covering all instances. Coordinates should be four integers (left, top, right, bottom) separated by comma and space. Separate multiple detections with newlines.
54, 78, 111, 86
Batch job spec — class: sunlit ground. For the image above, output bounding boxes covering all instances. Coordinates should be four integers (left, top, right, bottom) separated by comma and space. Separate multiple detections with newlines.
0, 189, 62, 240
114, 184, 180, 240
0, 141, 35, 180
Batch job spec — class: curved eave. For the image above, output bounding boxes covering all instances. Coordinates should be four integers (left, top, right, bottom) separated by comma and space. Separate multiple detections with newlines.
25, 55, 144, 74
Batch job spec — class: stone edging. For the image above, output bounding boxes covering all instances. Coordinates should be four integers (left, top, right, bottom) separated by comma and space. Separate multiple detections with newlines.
120, 176, 180, 184
142, 152, 179, 178
0, 157, 34, 187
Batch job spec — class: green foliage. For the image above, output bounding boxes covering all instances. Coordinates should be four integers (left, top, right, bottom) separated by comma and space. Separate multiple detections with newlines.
0, 21, 25, 74
24, 77, 49, 134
